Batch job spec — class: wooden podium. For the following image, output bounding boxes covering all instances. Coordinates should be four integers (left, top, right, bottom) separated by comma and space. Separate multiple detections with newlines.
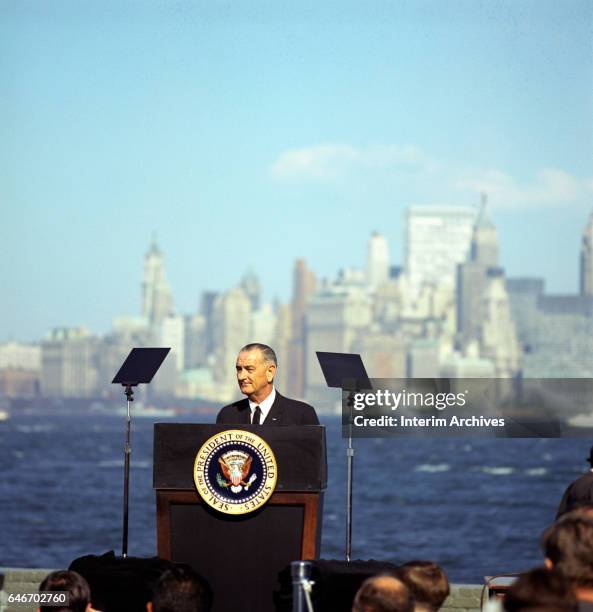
153, 424, 327, 612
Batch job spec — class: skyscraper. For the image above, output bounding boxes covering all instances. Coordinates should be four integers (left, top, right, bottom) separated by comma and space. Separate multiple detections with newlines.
200, 290, 220, 356
160, 315, 185, 372
457, 195, 499, 344
304, 286, 371, 405
287, 259, 316, 399
508, 278, 593, 378
240, 269, 262, 311
406, 205, 475, 294
480, 269, 520, 377
41, 327, 99, 397
580, 212, 593, 296
366, 232, 390, 289
211, 287, 252, 398
141, 238, 173, 326
455, 197, 520, 375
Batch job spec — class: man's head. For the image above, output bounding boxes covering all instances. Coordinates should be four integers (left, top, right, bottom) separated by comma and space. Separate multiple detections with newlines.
396, 561, 450, 612
39, 570, 91, 612
147, 565, 212, 612
558, 505, 593, 520
352, 574, 414, 612
503, 567, 577, 612
542, 512, 593, 589
235, 343, 277, 403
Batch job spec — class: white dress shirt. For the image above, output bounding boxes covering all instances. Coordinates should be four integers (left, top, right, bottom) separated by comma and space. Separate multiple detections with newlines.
248, 386, 276, 424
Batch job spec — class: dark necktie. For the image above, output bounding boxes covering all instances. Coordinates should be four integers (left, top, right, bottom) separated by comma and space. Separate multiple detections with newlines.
253, 406, 262, 425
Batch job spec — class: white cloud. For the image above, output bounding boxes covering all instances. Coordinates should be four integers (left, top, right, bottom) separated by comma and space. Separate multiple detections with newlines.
269, 143, 428, 181
455, 167, 593, 208
269, 142, 593, 210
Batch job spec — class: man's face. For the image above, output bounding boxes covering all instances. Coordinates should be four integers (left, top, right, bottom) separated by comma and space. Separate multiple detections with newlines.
235, 349, 276, 401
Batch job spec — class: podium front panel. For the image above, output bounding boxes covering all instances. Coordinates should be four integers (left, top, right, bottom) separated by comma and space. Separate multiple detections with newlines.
171, 501, 302, 612
154, 423, 327, 491
153, 424, 326, 612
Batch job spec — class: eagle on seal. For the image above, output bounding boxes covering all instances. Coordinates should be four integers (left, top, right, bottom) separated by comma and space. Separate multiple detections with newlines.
219, 455, 253, 487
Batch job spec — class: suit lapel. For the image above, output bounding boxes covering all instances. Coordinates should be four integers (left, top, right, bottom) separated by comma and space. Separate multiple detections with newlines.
265, 392, 284, 425
238, 398, 251, 424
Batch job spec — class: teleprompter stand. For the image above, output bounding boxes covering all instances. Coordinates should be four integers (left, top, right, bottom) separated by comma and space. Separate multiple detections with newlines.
112, 347, 170, 557
316, 351, 371, 562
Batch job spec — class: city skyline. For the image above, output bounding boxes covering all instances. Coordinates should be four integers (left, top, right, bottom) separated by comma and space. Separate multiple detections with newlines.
3, 205, 592, 345
2, 1, 592, 342
3, 201, 593, 402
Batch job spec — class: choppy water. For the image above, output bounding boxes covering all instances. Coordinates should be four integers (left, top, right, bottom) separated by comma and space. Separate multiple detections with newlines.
0, 408, 589, 584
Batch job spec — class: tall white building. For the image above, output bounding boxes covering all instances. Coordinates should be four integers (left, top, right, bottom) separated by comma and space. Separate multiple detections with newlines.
41, 327, 99, 397
0, 342, 41, 370
240, 269, 262, 311
160, 315, 185, 372
212, 288, 252, 398
480, 270, 520, 377
251, 304, 276, 347
142, 239, 173, 326
581, 212, 593, 296
0, 342, 41, 397
406, 205, 475, 294
304, 286, 372, 405
366, 232, 390, 289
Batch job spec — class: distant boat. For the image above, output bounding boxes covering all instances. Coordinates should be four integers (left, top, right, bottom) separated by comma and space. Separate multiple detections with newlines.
0, 409, 10, 422
89, 402, 177, 418
134, 405, 177, 418
567, 413, 593, 428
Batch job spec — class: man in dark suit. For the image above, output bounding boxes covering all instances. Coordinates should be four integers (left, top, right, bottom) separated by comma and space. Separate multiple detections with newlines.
216, 343, 319, 425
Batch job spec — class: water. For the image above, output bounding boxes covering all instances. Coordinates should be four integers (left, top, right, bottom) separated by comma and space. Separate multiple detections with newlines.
0, 408, 589, 584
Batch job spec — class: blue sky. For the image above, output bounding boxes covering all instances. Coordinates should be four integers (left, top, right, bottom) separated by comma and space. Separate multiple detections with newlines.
1, 0, 592, 342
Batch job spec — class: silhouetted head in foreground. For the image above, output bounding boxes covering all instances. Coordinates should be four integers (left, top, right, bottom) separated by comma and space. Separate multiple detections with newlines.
542, 513, 593, 588
147, 565, 212, 612
503, 567, 577, 612
352, 574, 414, 612
541, 511, 593, 606
39, 570, 92, 612
396, 561, 450, 611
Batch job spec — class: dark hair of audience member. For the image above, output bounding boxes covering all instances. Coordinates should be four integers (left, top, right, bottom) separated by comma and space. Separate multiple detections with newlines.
149, 565, 212, 612
503, 567, 577, 612
39, 570, 91, 612
352, 574, 414, 612
395, 561, 450, 611
541, 512, 593, 588
557, 505, 593, 520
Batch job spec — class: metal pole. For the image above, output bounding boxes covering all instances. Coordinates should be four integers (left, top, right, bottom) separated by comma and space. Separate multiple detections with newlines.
291, 561, 313, 612
122, 385, 134, 557
346, 415, 354, 561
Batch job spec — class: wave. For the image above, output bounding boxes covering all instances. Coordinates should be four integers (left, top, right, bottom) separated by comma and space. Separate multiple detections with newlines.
479, 466, 515, 475
414, 464, 450, 473
525, 468, 548, 476
15, 424, 56, 433
97, 459, 151, 469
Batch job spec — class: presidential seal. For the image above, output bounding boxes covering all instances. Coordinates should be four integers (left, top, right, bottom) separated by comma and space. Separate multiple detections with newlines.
193, 429, 278, 515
